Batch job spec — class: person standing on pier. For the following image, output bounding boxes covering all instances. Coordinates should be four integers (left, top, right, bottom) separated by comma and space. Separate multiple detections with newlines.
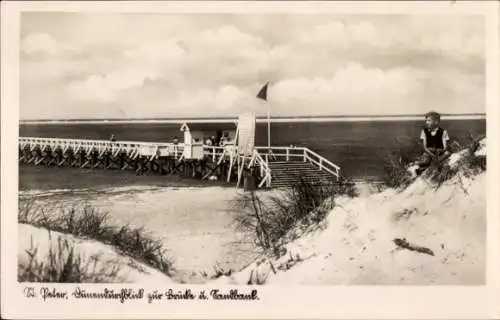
205, 137, 213, 146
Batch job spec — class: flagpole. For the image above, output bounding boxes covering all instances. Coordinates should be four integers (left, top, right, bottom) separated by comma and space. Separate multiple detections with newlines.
267, 99, 271, 150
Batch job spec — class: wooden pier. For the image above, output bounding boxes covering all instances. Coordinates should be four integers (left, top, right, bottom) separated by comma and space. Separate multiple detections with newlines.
18, 114, 342, 189
18, 137, 342, 189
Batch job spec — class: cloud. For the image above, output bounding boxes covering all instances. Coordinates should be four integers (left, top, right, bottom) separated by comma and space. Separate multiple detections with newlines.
66, 39, 188, 102
93, 63, 482, 118
274, 63, 423, 98
267, 63, 428, 115
146, 63, 480, 117
67, 75, 116, 103
64, 25, 268, 103
67, 66, 166, 102
123, 39, 186, 63
19, 14, 486, 119
296, 19, 484, 60
177, 84, 255, 113
21, 33, 80, 56
21, 33, 60, 55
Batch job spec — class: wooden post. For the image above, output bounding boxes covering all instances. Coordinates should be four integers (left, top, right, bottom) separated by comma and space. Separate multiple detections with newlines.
19, 148, 25, 164
80, 150, 90, 168
62, 150, 74, 167
147, 158, 153, 173
227, 153, 235, 182
237, 155, 245, 188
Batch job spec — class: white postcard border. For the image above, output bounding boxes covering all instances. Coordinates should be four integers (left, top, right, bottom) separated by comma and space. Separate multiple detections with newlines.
2, 1, 499, 319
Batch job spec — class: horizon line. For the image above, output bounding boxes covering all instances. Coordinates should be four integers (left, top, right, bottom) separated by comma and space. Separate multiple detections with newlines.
19, 113, 486, 125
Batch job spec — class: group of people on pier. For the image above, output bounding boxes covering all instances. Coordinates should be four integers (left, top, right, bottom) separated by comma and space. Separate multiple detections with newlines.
108, 133, 232, 147
204, 131, 233, 147
205, 135, 231, 147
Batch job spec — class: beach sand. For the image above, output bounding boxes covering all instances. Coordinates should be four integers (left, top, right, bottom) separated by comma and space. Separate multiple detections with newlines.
19, 186, 264, 282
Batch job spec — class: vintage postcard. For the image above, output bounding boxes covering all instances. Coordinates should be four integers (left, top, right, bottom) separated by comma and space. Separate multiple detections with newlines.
1, 1, 499, 319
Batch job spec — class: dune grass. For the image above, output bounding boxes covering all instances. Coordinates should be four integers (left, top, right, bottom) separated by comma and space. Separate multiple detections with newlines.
18, 234, 122, 282
379, 139, 421, 189
18, 201, 174, 281
424, 134, 486, 188
231, 177, 338, 258
380, 134, 486, 189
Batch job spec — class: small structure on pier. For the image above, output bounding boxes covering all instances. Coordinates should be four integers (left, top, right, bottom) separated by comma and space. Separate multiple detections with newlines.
180, 122, 237, 159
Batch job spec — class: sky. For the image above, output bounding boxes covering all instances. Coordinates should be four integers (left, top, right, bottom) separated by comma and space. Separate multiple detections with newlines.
20, 13, 485, 120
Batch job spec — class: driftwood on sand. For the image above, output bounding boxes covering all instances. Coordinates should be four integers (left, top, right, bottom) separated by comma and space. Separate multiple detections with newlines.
393, 238, 435, 256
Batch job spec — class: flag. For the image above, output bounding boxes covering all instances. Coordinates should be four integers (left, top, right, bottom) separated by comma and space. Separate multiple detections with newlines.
256, 82, 268, 101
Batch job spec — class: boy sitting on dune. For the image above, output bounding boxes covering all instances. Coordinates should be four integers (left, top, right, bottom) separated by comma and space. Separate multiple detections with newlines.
413, 111, 451, 176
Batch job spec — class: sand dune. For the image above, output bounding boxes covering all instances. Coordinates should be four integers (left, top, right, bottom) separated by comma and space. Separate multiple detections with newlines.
214, 141, 487, 285
18, 223, 174, 283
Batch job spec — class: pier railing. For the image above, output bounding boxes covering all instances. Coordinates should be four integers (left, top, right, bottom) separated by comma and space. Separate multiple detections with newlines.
202, 145, 234, 162
255, 146, 341, 180
202, 145, 272, 188
19, 137, 184, 159
303, 148, 341, 180
249, 149, 272, 188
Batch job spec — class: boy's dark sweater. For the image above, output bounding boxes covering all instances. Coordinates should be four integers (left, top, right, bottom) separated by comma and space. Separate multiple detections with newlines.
422, 127, 445, 150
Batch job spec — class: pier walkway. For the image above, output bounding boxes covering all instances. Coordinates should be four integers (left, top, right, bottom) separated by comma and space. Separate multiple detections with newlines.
19, 136, 342, 189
